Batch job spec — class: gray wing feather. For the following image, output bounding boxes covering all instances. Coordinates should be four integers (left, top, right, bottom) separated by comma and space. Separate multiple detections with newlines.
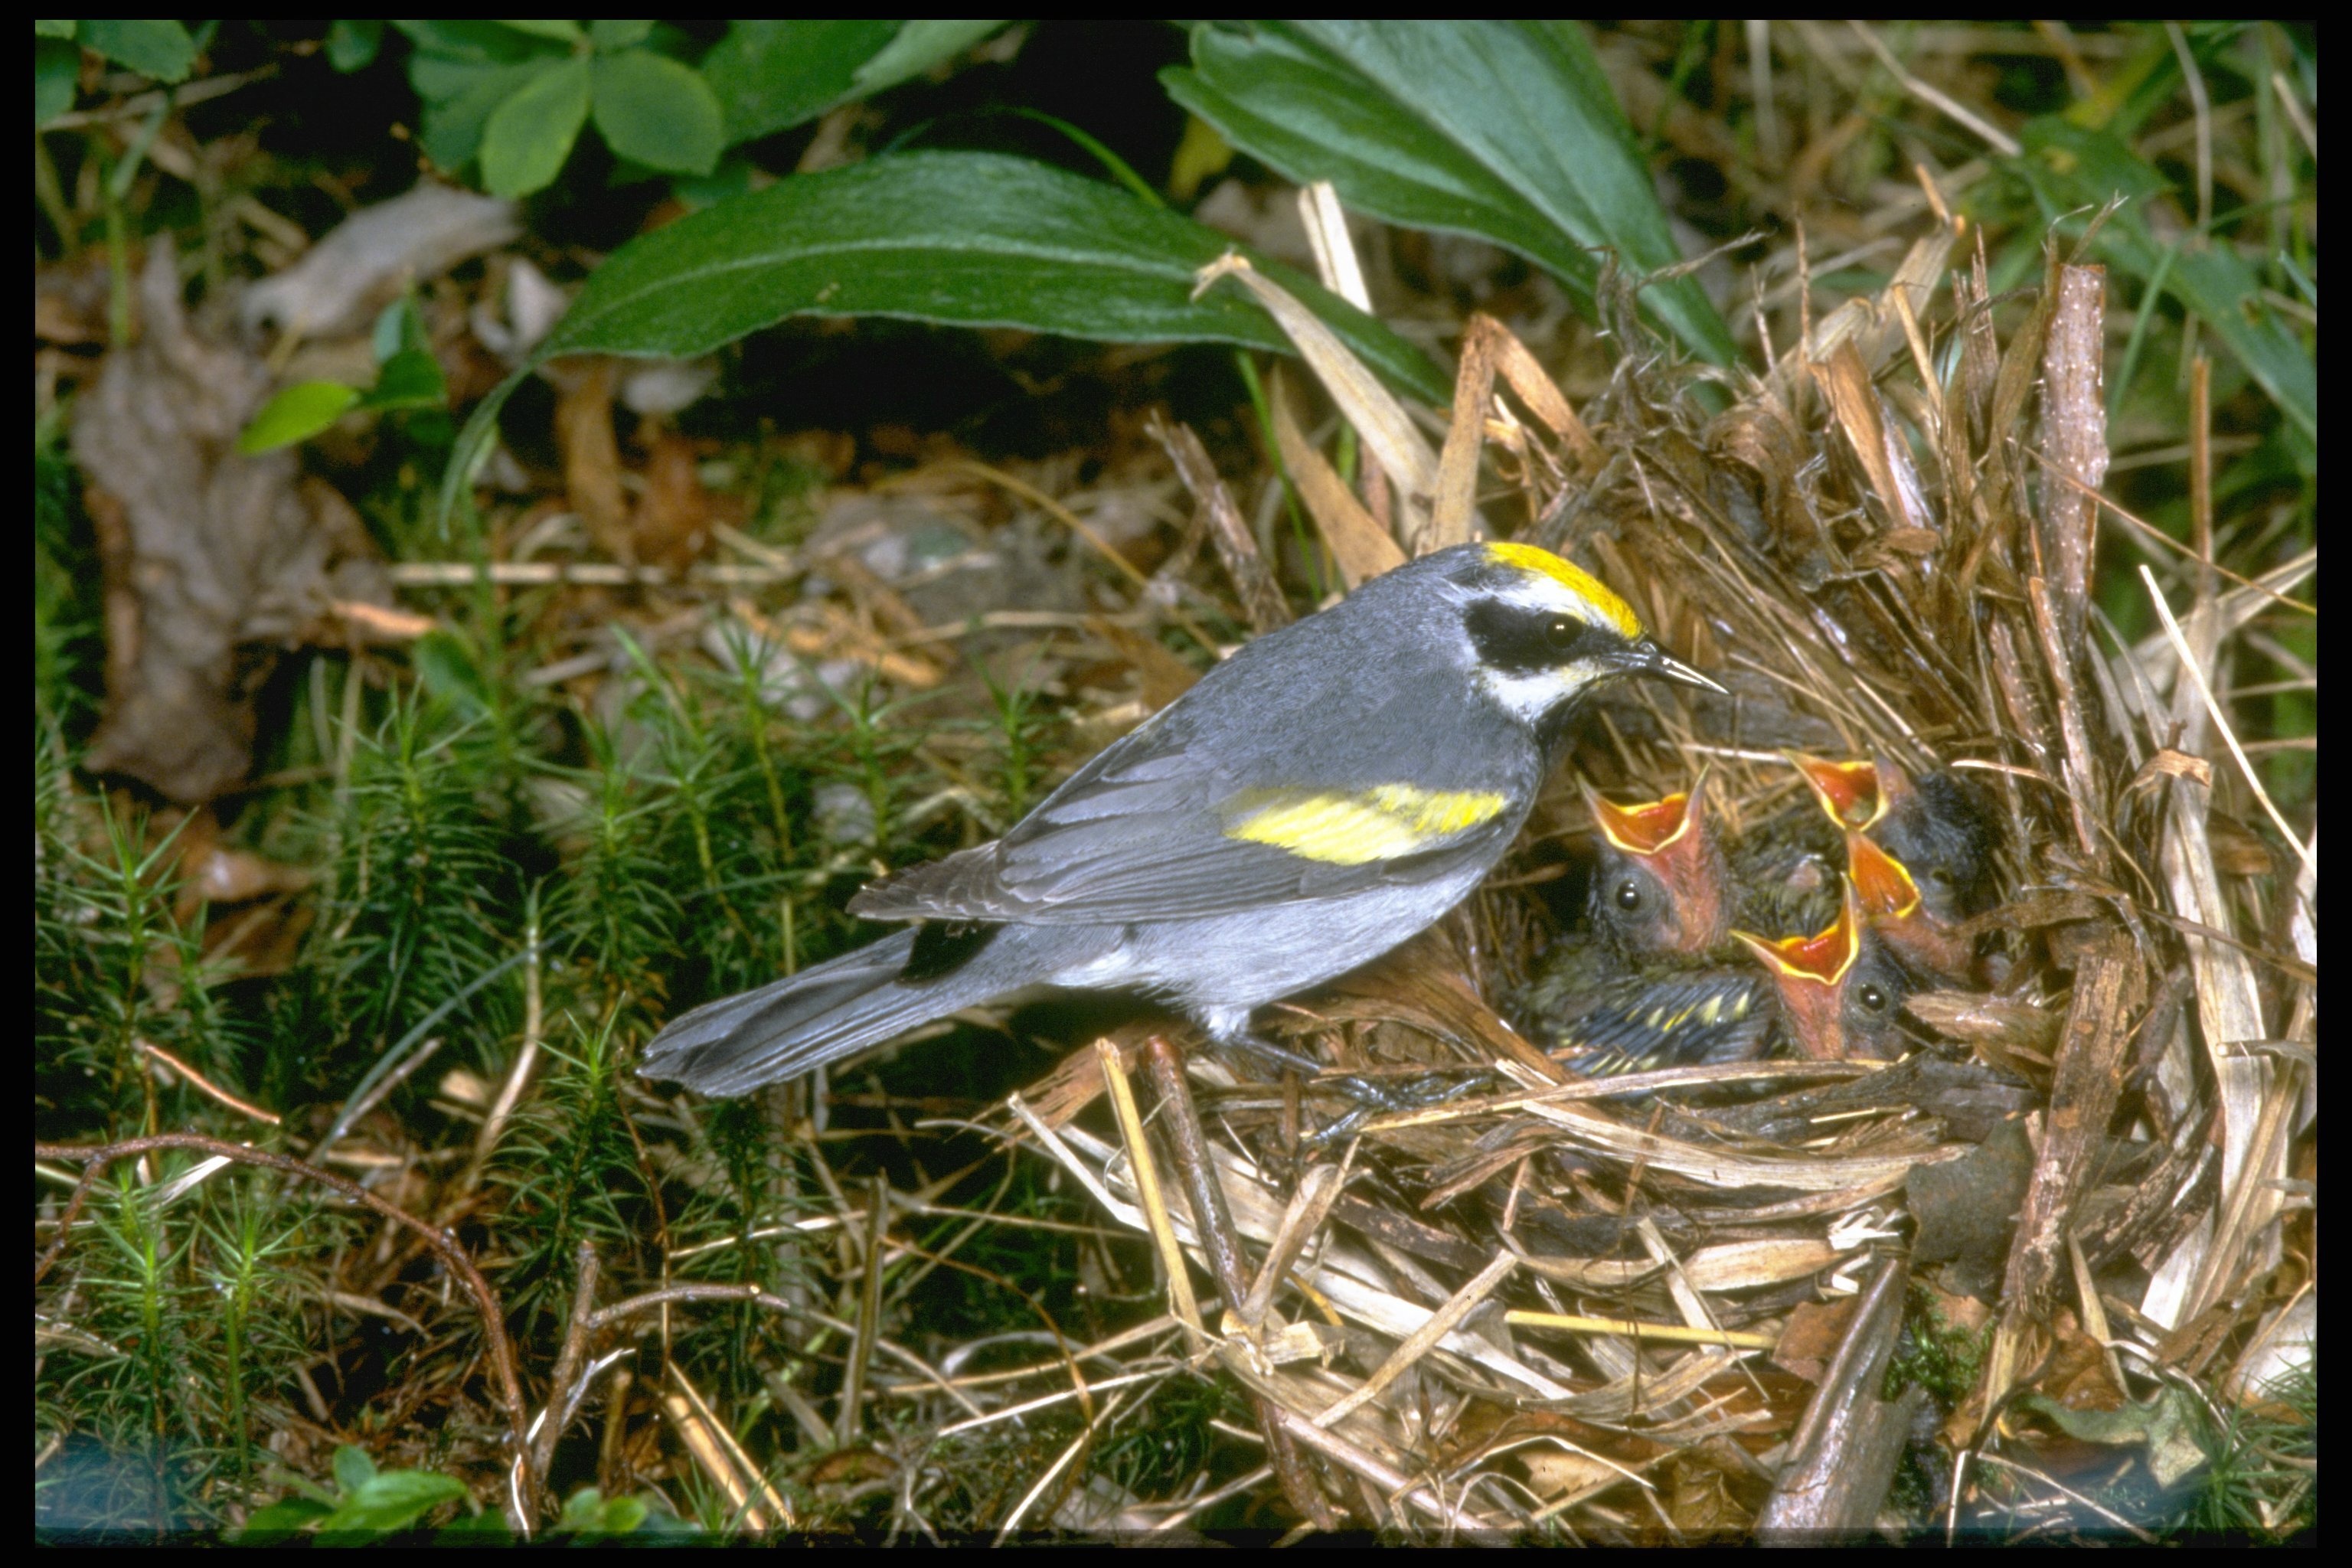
851, 593, 1537, 926
851, 809, 1512, 924
851, 721, 1525, 926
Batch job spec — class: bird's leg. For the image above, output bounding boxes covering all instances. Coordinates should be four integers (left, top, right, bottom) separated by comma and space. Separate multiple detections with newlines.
1200, 1014, 1404, 1111
1302, 1072, 1488, 1148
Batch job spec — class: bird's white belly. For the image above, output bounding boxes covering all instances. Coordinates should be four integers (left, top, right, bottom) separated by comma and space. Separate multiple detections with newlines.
1130, 867, 1487, 1014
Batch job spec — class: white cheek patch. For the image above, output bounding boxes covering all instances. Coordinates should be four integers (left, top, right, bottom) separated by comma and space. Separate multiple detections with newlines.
1477, 656, 1613, 721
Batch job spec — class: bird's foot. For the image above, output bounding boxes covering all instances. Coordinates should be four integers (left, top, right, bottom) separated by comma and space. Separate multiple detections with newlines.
1304, 1072, 1485, 1146
1214, 1030, 1404, 1111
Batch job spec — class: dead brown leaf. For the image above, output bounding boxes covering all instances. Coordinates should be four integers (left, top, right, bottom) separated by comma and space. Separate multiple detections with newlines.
553, 355, 632, 560
1770, 1297, 1859, 1384
70, 238, 392, 802
632, 431, 717, 571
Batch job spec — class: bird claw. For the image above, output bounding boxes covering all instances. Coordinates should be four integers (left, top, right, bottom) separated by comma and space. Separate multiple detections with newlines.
1302, 1072, 1482, 1145
1214, 1031, 1413, 1112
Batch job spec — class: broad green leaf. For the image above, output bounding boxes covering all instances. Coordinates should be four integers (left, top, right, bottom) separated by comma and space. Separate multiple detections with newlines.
851, 19, 1004, 93
394, 20, 564, 67
700, 18, 900, 145
557, 1488, 650, 1535
411, 57, 549, 171
237, 381, 362, 454
591, 50, 723, 175
1165, 30, 1572, 277
371, 296, 430, 363
332, 1446, 378, 1495
590, 20, 654, 53
361, 349, 449, 413
444, 152, 1449, 534
1167, 20, 1734, 365
480, 54, 591, 198
669, 154, 757, 210
496, 20, 583, 47
326, 18, 384, 73
2011, 116, 2315, 445
2016, 1387, 2206, 1488
314, 1469, 470, 1541
35, 35, 77, 123
79, 18, 194, 83
537, 150, 1447, 402
231, 1497, 333, 1547
434, 1508, 515, 1543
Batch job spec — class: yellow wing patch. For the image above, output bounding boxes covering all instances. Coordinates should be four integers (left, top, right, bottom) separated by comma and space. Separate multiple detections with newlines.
1485, 541, 1643, 639
1225, 784, 1508, 866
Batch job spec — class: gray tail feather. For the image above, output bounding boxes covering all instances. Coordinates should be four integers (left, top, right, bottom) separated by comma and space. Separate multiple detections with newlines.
640, 929, 1002, 1097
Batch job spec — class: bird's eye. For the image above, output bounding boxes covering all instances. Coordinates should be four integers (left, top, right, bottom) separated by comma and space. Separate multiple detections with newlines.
1927, 867, 1955, 887
1858, 982, 1890, 1013
1613, 880, 1644, 913
1545, 616, 1583, 651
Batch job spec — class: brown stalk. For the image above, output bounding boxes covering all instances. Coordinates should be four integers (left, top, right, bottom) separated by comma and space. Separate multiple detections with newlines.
2037, 262, 2109, 652
1148, 410, 1291, 633
1756, 1253, 1921, 1537
836, 1175, 890, 1446
134, 1039, 281, 1126
1269, 371, 1407, 586
532, 1243, 599, 1484
1143, 1035, 1334, 1530
2027, 575, 2108, 863
1979, 930, 2143, 1413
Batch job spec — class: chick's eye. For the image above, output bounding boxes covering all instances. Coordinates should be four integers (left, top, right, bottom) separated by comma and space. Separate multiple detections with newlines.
1857, 982, 1890, 1013
1612, 880, 1643, 913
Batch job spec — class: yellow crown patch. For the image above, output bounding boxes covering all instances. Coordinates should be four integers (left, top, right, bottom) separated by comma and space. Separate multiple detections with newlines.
1485, 542, 1642, 640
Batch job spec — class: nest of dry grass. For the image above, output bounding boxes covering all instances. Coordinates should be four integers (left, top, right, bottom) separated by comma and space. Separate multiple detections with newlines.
969, 212, 2314, 1540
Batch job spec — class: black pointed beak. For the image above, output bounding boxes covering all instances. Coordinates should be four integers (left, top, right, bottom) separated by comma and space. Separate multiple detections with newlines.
1625, 637, 1727, 695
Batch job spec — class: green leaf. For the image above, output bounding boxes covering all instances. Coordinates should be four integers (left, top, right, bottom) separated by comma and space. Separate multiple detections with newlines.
700, 18, 900, 145
315, 1469, 470, 1541
668, 153, 757, 211
590, 20, 654, 53
591, 49, 723, 175
2010, 116, 2316, 446
411, 57, 546, 172
79, 18, 194, 83
231, 1496, 333, 1547
325, 18, 384, 73
34, 21, 75, 39
2017, 1387, 2207, 1489
237, 381, 362, 454
34, 35, 77, 124
496, 19, 583, 47
434, 1508, 514, 1543
1166, 20, 1733, 365
850, 19, 1004, 93
479, 54, 591, 198
361, 349, 449, 413
442, 152, 1449, 537
414, 629, 495, 720
537, 151, 1447, 400
332, 1445, 378, 1496
371, 296, 430, 363
395, 20, 566, 67
557, 1488, 650, 1535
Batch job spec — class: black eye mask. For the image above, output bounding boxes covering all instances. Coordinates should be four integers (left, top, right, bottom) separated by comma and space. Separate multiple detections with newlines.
1464, 599, 1606, 675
